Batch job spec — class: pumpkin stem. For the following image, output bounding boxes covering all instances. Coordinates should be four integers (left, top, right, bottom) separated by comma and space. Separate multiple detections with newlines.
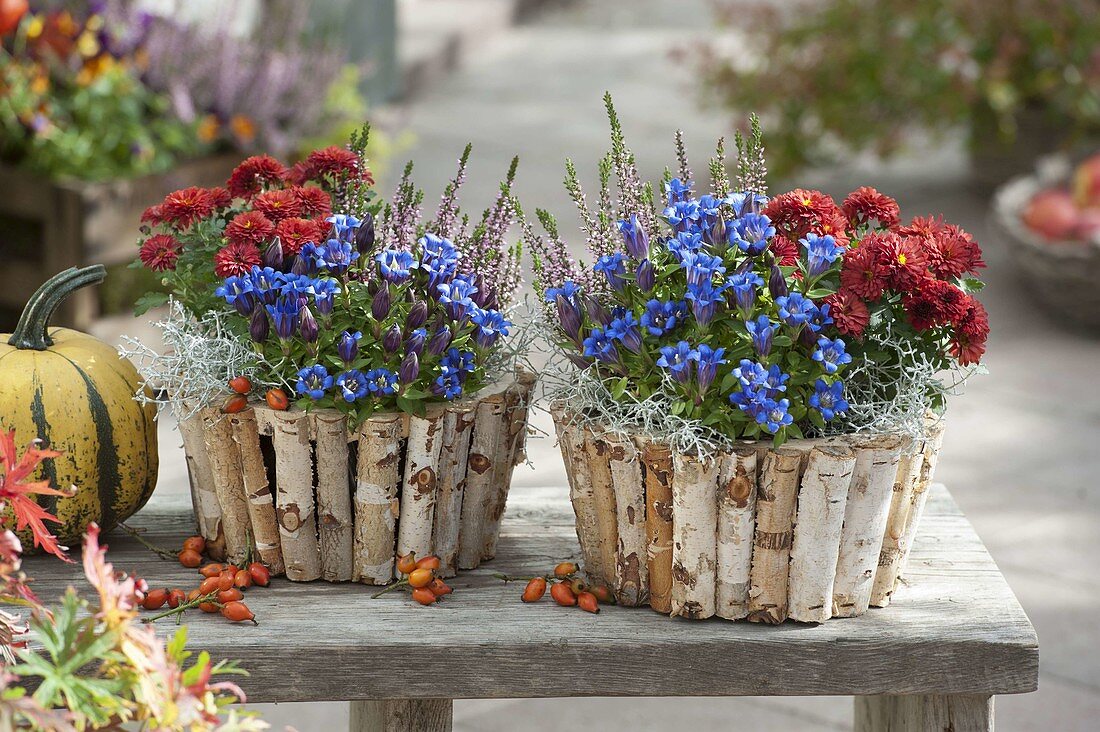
7, 265, 107, 350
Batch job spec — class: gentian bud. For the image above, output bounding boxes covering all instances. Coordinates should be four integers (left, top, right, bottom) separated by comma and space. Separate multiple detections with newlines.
399, 352, 420, 384
585, 296, 612, 327
618, 214, 649, 260
405, 301, 428, 331
555, 294, 583, 342
636, 259, 655, 292
768, 264, 788, 299
566, 352, 593, 370
427, 326, 452, 356
233, 291, 256, 317
337, 330, 360, 364
372, 287, 391, 321
299, 306, 318, 344
290, 254, 310, 276
404, 329, 426, 356
263, 237, 284, 270
355, 212, 375, 255
249, 306, 269, 343
383, 324, 402, 354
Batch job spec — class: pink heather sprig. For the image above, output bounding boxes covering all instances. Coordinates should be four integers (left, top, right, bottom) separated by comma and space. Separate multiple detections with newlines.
524, 208, 579, 300
564, 159, 617, 296
603, 92, 657, 238
433, 144, 471, 240
466, 186, 518, 294
385, 161, 423, 251
675, 129, 693, 184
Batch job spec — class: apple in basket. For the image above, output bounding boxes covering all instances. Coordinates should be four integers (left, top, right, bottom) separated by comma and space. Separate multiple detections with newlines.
1072, 153, 1100, 209
1023, 188, 1082, 241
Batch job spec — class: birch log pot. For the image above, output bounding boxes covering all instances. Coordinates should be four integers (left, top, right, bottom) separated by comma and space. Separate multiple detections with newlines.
180, 369, 537, 583
551, 407, 945, 624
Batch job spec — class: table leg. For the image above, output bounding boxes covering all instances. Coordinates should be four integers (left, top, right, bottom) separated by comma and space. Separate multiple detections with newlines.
854, 694, 994, 731
349, 699, 453, 732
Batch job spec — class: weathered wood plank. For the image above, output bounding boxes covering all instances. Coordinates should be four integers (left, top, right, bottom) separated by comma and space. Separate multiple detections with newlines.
350, 698, 453, 732
20, 485, 1038, 703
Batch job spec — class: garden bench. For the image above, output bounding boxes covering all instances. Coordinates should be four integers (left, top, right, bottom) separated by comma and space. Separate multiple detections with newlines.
24, 483, 1037, 731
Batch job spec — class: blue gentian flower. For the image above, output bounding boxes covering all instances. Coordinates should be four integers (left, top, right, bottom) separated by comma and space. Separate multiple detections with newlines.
762, 364, 789, 395
312, 278, 340, 316
295, 364, 332, 400
433, 372, 464, 400
582, 327, 620, 365
802, 233, 843, 278
728, 212, 775, 256
405, 328, 427, 356
305, 239, 360, 275
594, 252, 628, 293
812, 336, 852, 374
327, 214, 362, 240
216, 275, 254, 307
635, 259, 656, 292
420, 233, 459, 287
364, 368, 398, 396
806, 301, 834, 334
729, 271, 764, 317
640, 299, 685, 336
755, 397, 794, 434
545, 281, 582, 304
617, 214, 650, 259
724, 191, 769, 218
437, 277, 479, 321
441, 348, 476, 376
680, 251, 726, 287
667, 230, 704, 261
663, 199, 701, 232
335, 369, 370, 402
732, 359, 767, 388
606, 312, 643, 354
745, 315, 776, 357
695, 343, 727, 394
376, 248, 418, 284
267, 295, 303, 341
810, 379, 849, 421
471, 308, 511, 349
775, 292, 818, 329
337, 330, 362, 365
665, 177, 693, 203
685, 281, 729, 327
657, 341, 698, 384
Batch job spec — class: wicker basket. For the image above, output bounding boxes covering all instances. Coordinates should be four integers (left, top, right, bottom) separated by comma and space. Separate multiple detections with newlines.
180, 368, 536, 583
992, 163, 1100, 331
552, 406, 945, 623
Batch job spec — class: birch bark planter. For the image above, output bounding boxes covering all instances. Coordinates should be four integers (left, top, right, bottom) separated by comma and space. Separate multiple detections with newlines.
551, 408, 946, 623
181, 369, 537, 583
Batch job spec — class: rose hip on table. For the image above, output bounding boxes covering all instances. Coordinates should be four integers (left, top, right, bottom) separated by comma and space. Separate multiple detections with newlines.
371, 552, 453, 606
499, 561, 612, 615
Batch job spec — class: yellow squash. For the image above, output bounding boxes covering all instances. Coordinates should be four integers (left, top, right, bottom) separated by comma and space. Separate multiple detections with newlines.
0, 266, 158, 546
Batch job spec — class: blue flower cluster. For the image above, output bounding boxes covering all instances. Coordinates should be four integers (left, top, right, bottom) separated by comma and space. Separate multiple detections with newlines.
542, 177, 853, 440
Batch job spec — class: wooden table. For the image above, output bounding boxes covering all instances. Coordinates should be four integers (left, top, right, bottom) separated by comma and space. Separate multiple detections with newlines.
23, 484, 1038, 731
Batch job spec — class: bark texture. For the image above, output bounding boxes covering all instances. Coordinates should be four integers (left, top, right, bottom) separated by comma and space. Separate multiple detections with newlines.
553, 409, 605, 585
716, 448, 758, 620
433, 406, 475, 578
314, 411, 354, 582
584, 433, 621, 590
607, 435, 646, 606
201, 410, 251, 566
397, 413, 445, 559
178, 407, 226, 560
670, 452, 719, 620
353, 413, 403, 585
870, 439, 927, 607
228, 409, 284, 574
270, 410, 322, 581
457, 397, 505, 569
642, 441, 674, 614
747, 448, 802, 624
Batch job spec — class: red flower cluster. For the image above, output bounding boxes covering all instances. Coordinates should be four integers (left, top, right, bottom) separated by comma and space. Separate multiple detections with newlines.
135, 145, 356, 278
770, 186, 989, 363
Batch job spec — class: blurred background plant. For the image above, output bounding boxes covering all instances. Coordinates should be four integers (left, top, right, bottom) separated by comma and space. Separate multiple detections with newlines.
695, 0, 1100, 181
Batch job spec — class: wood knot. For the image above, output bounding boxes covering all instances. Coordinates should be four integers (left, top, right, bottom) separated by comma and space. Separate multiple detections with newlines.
653, 499, 674, 522
725, 469, 754, 508
277, 504, 303, 532
411, 467, 437, 494
468, 453, 492, 474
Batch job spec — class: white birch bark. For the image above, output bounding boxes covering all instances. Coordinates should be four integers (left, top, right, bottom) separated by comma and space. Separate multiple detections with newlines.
583, 433, 621, 590
642, 441, 674, 614
229, 409, 284, 574
607, 435, 647, 606
870, 439, 927, 607
670, 452, 719, 620
788, 446, 857, 622
353, 413, 404, 585
831, 437, 907, 617
314, 411, 354, 582
201, 410, 252, 566
457, 396, 505, 569
897, 419, 947, 578
747, 448, 802, 624
178, 406, 225, 560
397, 412, 445, 560
552, 409, 606, 584
480, 373, 536, 560
271, 410, 322, 581
716, 448, 758, 620
432, 405, 476, 578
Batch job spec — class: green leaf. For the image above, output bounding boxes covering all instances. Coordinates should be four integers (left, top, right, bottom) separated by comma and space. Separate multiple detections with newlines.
962, 277, 986, 293
397, 395, 428, 417
133, 291, 169, 316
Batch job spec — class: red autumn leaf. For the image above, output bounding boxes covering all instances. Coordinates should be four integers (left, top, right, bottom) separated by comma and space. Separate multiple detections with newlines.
0, 431, 72, 561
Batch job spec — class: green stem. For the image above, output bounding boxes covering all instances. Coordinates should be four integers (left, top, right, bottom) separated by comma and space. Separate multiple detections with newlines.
118, 522, 176, 560
8, 265, 107, 350
370, 579, 410, 599
142, 592, 219, 624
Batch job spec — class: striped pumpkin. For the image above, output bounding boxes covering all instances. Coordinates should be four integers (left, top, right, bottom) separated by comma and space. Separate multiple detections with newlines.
0, 266, 158, 546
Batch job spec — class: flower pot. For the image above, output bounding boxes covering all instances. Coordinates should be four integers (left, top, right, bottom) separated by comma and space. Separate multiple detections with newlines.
551, 406, 945, 624
991, 166, 1100, 331
180, 368, 537, 582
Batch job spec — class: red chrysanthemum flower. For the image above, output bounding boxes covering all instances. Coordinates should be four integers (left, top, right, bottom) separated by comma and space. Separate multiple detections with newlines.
840, 234, 890, 300
902, 279, 968, 331
842, 186, 900, 229
950, 296, 990, 366
929, 224, 986, 280
225, 211, 275, 247
808, 211, 852, 247
139, 234, 182, 272
288, 146, 369, 186
252, 189, 302, 223
290, 186, 333, 219
159, 187, 216, 229
877, 234, 931, 292
274, 217, 324, 256
769, 234, 800, 266
896, 215, 944, 241
824, 290, 870, 338
206, 186, 233, 209
140, 203, 167, 226
226, 154, 289, 199
213, 241, 262, 278
764, 188, 843, 239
